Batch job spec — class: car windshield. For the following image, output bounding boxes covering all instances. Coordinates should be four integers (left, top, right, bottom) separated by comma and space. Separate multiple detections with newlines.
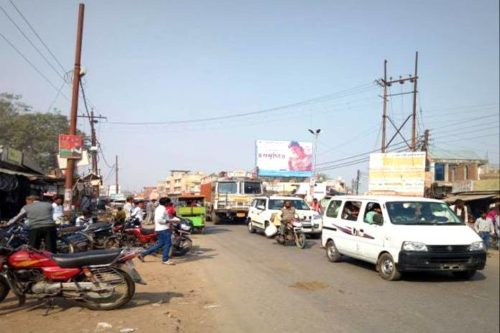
386, 201, 464, 225
269, 199, 310, 210
243, 182, 262, 194
218, 182, 237, 194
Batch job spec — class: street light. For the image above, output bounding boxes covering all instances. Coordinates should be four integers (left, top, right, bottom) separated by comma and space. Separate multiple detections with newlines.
308, 128, 321, 177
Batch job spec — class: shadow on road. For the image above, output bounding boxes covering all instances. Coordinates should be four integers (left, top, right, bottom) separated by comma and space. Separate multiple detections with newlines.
124, 291, 184, 308
174, 246, 217, 263
203, 226, 233, 234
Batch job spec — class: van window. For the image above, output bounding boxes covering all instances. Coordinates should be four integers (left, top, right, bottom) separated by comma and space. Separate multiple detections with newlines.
341, 201, 362, 221
326, 200, 342, 218
386, 201, 463, 225
364, 202, 383, 224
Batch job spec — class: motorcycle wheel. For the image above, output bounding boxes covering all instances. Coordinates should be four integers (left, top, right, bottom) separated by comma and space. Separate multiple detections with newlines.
295, 232, 306, 249
79, 268, 135, 310
0, 275, 10, 302
172, 238, 193, 257
104, 238, 121, 249
276, 234, 285, 245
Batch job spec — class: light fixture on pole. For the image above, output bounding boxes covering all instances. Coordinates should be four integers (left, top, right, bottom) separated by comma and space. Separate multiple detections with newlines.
308, 128, 321, 177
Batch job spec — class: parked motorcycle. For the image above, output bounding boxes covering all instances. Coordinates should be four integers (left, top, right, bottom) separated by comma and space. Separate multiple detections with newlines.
106, 219, 157, 249
0, 245, 145, 310
170, 218, 193, 256
276, 220, 306, 249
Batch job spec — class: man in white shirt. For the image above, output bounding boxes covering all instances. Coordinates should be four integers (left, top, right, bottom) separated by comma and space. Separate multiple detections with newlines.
474, 211, 495, 249
52, 195, 64, 224
130, 200, 145, 225
123, 196, 134, 220
138, 197, 175, 265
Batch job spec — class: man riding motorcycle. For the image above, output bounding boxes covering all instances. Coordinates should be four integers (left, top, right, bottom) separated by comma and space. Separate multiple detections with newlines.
279, 200, 298, 237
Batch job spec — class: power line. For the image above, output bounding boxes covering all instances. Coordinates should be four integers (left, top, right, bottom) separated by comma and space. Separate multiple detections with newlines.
0, 31, 62, 93
8, 0, 66, 73
0, 4, 66, 80
106, 82, 378, 125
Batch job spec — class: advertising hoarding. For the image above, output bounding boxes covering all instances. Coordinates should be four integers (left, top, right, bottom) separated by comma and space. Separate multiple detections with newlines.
368, 152, 426, 196
256, 140, 313, 177
59, 134, 83, 159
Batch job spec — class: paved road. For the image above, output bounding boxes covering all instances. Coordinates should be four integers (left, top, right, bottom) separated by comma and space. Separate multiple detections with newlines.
194, 223, 499, 333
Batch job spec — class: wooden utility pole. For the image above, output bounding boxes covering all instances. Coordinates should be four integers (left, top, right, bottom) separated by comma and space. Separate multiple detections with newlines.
411, 51, 419, 151
115, 155, 119, 194
381, 60, 388, 153
64, 3, 85, 212
423, 129, 430, 152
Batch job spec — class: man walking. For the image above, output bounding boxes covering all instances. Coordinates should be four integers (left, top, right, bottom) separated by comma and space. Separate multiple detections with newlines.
474, 211, 495, 249
138, 197, 175, 265
3, 195, 57, 252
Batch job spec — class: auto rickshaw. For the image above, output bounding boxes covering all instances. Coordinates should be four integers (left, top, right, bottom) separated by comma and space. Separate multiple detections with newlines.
176, 195, 206, 233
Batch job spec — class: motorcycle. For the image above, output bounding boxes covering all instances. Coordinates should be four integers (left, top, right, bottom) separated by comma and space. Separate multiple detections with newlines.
106, 219, 157, 249
0, 245, 145, 310
276, 219, 306, 249
170, 218, 193, 256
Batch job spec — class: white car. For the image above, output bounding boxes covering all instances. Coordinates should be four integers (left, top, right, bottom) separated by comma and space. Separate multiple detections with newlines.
321, 195, 486, 280
247, 196, 322, 236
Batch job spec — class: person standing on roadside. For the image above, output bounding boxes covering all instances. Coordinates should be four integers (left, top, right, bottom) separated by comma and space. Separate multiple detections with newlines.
311, 198, 321, 213
145, 199, 156, 224
52, 195, 64, 225
123, 196, 134, 220
138, 197, 175, 265
474, 211, 495, 249
450, 199, 468, 223
2, 195, 57, 252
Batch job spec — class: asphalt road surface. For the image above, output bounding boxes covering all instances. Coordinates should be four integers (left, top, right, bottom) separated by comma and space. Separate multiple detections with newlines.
195, 223, 500, 333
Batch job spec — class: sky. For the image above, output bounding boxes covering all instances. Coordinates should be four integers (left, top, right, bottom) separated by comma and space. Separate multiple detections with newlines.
0, 0, 498, 192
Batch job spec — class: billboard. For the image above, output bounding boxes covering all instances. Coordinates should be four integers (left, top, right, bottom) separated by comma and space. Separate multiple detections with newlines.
59, 134, 83, 159
368, 152, 426, 196
256, 140, 313, 177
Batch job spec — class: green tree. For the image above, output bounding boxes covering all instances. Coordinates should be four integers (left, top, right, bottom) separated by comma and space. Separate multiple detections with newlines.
0, 93, 71, 172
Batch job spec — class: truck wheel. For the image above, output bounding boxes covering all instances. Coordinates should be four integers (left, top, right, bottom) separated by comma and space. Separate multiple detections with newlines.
211, 211, 221, 225
377, 253, 402, 281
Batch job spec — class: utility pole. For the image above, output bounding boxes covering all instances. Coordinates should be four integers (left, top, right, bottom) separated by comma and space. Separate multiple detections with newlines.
308, 128, 322, 177
411, 51, 419, 151
64, 3, 85, 213
376, 53, 419, 153
422, 129, 430, 152
78, 111, 107, 175
382, 60, 388, 153
355, 169, 360, 195
115, 155, 119, 194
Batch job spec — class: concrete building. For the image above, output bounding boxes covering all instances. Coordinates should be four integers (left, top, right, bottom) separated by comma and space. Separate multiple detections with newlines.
164, 170, 205, 195
428, 149, 489, 197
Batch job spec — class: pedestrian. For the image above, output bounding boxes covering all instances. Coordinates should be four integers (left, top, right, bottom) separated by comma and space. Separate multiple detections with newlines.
123, 196, 134, 219
450, 199, 468, 223
474, 211, 495, 249
130, 200, 145, 226
145, 199, 156, 224
52, 195, 64, 225
114, 206, 126, 224
2, 195, 57, 252
75, 210, 93, 227
311, 198, 321, 213
138, 197, 176, 265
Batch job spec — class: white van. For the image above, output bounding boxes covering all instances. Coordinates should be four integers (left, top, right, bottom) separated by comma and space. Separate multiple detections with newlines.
321, 196, 487, 280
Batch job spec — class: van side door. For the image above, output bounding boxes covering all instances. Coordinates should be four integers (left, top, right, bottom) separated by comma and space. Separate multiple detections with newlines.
357, 201, 386, 263
335, 200, 362, 256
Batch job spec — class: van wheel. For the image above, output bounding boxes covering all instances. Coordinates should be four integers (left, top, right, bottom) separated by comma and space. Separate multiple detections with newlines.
377, 253, 401, 281
452, 270, 476, 279
248, 220, 256, 233
325, 240, 341, 262
211, 211, 221, 225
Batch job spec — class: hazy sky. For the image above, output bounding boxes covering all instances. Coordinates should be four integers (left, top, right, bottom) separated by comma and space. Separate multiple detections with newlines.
1, 0, 498, 192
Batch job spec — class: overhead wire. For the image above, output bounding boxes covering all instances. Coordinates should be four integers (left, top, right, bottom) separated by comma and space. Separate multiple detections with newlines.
7, 0, 66, 73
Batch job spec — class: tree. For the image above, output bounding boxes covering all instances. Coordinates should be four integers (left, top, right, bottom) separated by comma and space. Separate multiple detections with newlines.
0, 93, 72, 172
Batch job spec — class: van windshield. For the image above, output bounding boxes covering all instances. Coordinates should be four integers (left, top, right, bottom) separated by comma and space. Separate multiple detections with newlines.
386, 201, 464, 225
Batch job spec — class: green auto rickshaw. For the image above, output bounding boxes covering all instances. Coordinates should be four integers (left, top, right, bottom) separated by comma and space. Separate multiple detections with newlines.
176, 195, 206, 233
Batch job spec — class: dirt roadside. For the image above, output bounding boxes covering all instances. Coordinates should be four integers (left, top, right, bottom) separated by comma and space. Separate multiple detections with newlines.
0, 244, 217, 333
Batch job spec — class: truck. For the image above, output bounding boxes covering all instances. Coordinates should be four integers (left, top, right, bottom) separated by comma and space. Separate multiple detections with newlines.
200, 177, 264, 224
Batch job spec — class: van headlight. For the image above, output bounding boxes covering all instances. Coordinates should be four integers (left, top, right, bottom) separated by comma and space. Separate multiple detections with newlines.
468, 241, 485, 251
402, 241, 428, 252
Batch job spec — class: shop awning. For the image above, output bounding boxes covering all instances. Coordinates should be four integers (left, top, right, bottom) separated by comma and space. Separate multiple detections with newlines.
0, 167, 43, 178
444, 194, 497, 203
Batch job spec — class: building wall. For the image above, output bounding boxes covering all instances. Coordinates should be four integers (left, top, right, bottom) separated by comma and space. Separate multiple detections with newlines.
163, 171, 205, 195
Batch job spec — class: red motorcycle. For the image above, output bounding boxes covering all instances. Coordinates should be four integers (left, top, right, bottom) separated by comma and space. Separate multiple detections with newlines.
106, 220, 157, 248
0, 245, 145, 310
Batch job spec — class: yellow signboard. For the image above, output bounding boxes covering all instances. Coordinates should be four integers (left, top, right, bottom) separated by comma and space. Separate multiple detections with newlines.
368, 152, 426, 197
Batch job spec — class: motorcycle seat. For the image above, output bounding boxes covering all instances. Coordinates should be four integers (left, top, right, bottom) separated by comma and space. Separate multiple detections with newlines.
140, 227, 156, 235
52, 249, 122, 268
